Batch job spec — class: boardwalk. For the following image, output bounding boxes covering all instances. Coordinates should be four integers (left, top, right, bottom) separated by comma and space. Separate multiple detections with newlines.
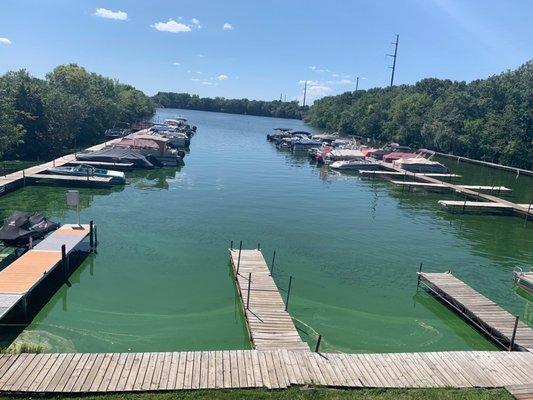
419, 272, 533, 352
0, 224, 91, 320
229, 249, 309, 351
0, 350, 531, 393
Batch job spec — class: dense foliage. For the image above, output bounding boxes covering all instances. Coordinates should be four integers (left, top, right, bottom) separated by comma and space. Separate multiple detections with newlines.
0, 64, 154, 160
307, 61, 533, 169
153, 92, 304, 119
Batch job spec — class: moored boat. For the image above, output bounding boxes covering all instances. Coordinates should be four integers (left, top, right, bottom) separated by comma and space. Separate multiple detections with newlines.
47, 164, 126, 184
0, 211, 59, 247
513, 267, 533, 294
392, 157, 449, 173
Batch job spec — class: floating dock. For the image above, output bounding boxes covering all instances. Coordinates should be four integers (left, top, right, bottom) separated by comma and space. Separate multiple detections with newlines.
391, 181, 511, 193
0, 350, 531, 392
359, 170, 461, 178
228, 248, 309, 351
418, 272, 533, 352
438, 201, 531, 212
0, 224, 92, 322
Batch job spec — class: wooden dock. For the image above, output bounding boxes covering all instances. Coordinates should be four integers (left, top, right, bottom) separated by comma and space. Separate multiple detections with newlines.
229, 249, 309, 351
438, 201, 531, 212
375, 161, 532, 219
0, 224, 91, 321
418, 272, 533, 352
0, 350, 531, 393
359, 170, 461, 178
391, 181, 511, 192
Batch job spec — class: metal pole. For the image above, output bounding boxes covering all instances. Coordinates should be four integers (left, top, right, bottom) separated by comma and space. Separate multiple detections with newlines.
509, 316, 519, 351
270, 250, 276, 276
237, 240, 242, 275
230, 240, 233, 251
417, 262, 423, 290
525, 203, 531, 228
315, 334, 322, 353
89, 220, 94, 250
285, 276, 293, 311
94, 226, 98, 248
246, 273, 252, 310
257, 243, 260, 250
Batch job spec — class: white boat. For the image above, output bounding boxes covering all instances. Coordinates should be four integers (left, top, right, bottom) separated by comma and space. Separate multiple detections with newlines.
513, 267, 533, 294
392, 157, 449, 173
47, 164, 126, 183
329, 159, 380, 171
327, 149, 365, 162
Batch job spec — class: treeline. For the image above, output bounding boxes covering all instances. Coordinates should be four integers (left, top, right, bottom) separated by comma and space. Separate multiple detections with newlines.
152, 92, 303, 119
0, 64, 154, 160
307, 61, 533, 169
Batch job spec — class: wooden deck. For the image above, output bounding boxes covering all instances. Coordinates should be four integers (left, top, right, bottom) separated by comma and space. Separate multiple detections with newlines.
0, 225, 90, 320
419, 272, 533, 352
438, 200, 531, 211
391, 181, 511, 192
229, 249, 309, 351
359, 170, 461, 178
507, 384, 533, 399
0, 350, 531, 393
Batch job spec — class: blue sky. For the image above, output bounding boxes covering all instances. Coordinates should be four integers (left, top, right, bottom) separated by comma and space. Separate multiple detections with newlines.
1, 0, 532, 103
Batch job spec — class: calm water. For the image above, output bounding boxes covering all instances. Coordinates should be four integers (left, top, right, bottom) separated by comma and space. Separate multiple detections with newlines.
1, 108, 532, 353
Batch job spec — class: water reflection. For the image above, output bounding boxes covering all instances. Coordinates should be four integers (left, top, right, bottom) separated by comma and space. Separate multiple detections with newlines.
128, 166, 181, 191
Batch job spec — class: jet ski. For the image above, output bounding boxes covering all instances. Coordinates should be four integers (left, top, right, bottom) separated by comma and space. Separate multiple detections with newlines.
0, 211, 59, 246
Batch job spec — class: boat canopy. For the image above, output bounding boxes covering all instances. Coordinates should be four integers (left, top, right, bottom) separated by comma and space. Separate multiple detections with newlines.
76, 147, 154, 168
329, 149, 364, 160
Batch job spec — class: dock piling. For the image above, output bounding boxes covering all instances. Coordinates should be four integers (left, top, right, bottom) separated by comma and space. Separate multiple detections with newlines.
270, 250, 276, 276
237, 241, 242, 275
61, 244, 71, 287
525, 204, 531, 227
509, 316, 519, 351
315, 334, 322, 353
246, 273, 252, 310
94, 226, 98, 249
230, 240, 233, 251
89, 220, 94, 250
416, 262, 423, 290
257, 242, 260, 250
285, 275, 293, 311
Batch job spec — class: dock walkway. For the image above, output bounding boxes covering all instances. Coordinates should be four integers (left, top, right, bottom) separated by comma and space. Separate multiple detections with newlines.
0, 224, 90, 321
419, 272, 533, 352
0, 350, 531, 393
229, 249, 309, 351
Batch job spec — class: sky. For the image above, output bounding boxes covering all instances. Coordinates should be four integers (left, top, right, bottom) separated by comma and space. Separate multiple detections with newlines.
0, 0, 532, 104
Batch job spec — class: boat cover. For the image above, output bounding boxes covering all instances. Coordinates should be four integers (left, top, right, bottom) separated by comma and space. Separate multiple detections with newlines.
0, 211, 59, 246
76, 147, 154, 168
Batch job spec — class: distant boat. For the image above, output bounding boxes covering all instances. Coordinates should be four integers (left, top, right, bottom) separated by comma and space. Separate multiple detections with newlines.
392, 157, 449, 173
47, 164, 126, 184
329, 159, 380, 171
0, 211, 59, 247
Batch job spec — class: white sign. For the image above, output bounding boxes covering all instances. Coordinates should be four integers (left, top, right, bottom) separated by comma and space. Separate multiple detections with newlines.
66, 190, 80, 207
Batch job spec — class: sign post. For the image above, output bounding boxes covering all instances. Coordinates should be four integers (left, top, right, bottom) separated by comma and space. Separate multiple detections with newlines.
67, 190, 81, 226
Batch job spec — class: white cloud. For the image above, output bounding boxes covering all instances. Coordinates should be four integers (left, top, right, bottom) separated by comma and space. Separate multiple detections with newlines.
172, 62, 181, 66
296, 80, 333, 104
201, 81, 215, 85
152, 19, 191, 33
0, 37, 12, 45
197, 54, 205, 58
191, 18, 202, 29
337, 79, 352, 84
94, 8, 128, 21
308, 66, 329, 73
222, 23, 234, 30
216, 74, 229, 81
195, 71, 203, 74
191, 78, 201, 82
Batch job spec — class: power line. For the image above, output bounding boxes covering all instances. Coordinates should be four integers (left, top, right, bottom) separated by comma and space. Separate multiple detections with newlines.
387, 34, 399, 87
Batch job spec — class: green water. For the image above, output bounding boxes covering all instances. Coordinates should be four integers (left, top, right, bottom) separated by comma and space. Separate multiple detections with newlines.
1, 108, 532, 353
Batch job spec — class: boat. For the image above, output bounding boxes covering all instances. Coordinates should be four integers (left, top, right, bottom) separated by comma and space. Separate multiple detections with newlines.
392, 157, 449, 173
0, 211, 59, 247
368, 144, 413, 160
327, 149, 365, 162
104, 122, 131, 139
382, 151, 417, 163
513, 267, 533, 294
47, 164, 126, 184
118, 134, 183, 167
291, 138, 322, 152
76, 147, 155, 168
329, 159, 381, 171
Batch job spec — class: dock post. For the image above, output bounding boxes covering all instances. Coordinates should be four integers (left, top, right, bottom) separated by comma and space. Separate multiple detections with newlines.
509, 316, 519, 351
525, 203, 531, 227
246, 273, 252, 309
270, 250, 276, 276
315, 334, 322, 353
89, 220, 94, 250
416, 262, 423, 291
257, 242, 260, 250
285, 276, 293, 311
22, 169, 26, 186
236, 241, 242, 275
230, 240, 233, 251
28, 236, 33, 250
94, 226, 98, 249
61, 244, 71, 286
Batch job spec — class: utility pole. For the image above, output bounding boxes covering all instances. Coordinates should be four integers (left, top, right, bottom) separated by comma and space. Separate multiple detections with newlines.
355, 77, 359, 91
387, 34, 399, 87
302, 80, 308, 107
280, 93, 282, 101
